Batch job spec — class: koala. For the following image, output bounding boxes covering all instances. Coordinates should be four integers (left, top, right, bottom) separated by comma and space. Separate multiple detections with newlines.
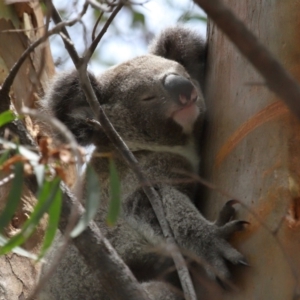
39, 26, 246, 300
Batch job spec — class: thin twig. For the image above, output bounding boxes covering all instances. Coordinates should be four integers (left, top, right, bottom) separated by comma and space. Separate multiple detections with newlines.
0, 2, 148, 297
194, 0, 300, 120
0, 2, 89, 97
87, 0, 113, 12
50, 2, 197, 299
0, 25, 46, 33
92, 11, 104, 41
23, 2, 52, 110
38, 2, 153, 299
85, 96, 197, 300
83, 2, 123, 65
47, 2, 82, 68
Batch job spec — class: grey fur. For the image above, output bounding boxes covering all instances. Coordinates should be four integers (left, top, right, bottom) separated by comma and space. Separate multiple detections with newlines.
39, 26, 244, 300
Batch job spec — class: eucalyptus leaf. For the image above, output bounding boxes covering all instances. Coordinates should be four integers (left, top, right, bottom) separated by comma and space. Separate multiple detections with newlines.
0, 110, 16, 127
39, 183, 62, 259
106, 157, 121, 226
132, 11, 145, 25
0, 234, 39, 260
179, 13, 207, 23
34, 164, 45, 187
71, 164, 100, 238
0, 177, 61, 255
0, 162, 23, 232
0, 138, 39, 163
0, 150, 10, 166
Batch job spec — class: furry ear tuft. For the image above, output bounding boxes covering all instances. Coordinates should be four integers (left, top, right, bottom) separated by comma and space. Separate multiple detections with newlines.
149, 26, 206, 88
40, 70, 108, 146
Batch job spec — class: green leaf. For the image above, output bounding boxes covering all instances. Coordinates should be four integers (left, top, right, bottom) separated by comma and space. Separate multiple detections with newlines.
0, 150, 10, 166
179, 13, 207, 23
71, 164, 101, 238
0, 110, 16, 127
132, 11, 145, 26
106, 157, 121, 226
0, 177, 61, 255
0, 234, 39, 260
34, 164, 45, 188
0, 162, 23, 232
0, 138, 39, 163
38, 183, 62, 259
40, 2, 47, 15
0, 138, 45, 187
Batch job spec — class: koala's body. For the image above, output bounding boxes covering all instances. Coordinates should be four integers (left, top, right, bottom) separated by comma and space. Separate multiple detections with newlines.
40, 27, 245, 300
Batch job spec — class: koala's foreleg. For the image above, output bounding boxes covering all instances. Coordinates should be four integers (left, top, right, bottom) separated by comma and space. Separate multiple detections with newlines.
157, 185, 246, 280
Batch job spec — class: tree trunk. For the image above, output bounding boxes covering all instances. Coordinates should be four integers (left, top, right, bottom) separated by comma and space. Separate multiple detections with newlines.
203, 1, 300, 299
0, 1, 54, 298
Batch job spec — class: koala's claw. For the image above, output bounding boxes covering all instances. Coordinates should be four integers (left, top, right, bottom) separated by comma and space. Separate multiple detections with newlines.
215, 199, 239, 226
238, 259, 250, 267
226, 199, 239, 206
219, 220, 249, 238
197, 202, 248, 281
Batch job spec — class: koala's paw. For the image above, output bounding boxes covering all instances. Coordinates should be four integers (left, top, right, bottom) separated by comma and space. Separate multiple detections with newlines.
195, 200, 248, 281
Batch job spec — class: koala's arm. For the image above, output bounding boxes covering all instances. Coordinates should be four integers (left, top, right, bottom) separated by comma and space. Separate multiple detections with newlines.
125, 184, 245, 279
158, 185, 246, 278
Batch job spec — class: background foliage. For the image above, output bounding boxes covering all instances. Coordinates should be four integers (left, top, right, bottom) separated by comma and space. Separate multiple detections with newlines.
51, 0, 206, 72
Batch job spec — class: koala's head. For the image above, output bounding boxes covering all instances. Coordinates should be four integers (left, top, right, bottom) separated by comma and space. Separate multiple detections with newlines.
43, 26, 206, 150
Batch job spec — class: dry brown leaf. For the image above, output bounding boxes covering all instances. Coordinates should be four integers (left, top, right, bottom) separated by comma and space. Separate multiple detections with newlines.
1, 154, 28, 172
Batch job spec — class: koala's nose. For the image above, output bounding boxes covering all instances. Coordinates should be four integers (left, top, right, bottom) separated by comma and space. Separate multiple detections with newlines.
163, 74, 197, 105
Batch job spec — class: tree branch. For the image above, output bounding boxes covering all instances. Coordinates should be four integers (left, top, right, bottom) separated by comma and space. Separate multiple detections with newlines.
10, 112, 148, 300
86, 0, 113, 12
49, 1, 197, 299
83, 2, 123, 64
22, 107, 84, 299
47, 1, 81, 68
0, 2, 149, 299
0, 2, 89, 100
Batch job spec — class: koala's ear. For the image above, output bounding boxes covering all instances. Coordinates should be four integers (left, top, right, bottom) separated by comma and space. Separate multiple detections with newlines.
41, 70, 108, 146
149, 26, 206, 87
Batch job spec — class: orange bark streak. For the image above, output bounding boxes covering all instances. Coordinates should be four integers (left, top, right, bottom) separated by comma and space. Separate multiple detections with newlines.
215, 101, 289, 168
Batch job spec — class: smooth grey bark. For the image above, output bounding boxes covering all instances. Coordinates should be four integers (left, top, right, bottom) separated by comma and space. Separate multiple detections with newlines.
202, 1, 300, 299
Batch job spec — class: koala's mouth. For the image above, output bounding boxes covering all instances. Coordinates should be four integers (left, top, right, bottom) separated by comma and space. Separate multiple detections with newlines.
171, 99, 200, 133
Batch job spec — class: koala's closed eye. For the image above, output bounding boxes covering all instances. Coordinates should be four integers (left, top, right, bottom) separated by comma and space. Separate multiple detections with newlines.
142, 95, 156, 102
